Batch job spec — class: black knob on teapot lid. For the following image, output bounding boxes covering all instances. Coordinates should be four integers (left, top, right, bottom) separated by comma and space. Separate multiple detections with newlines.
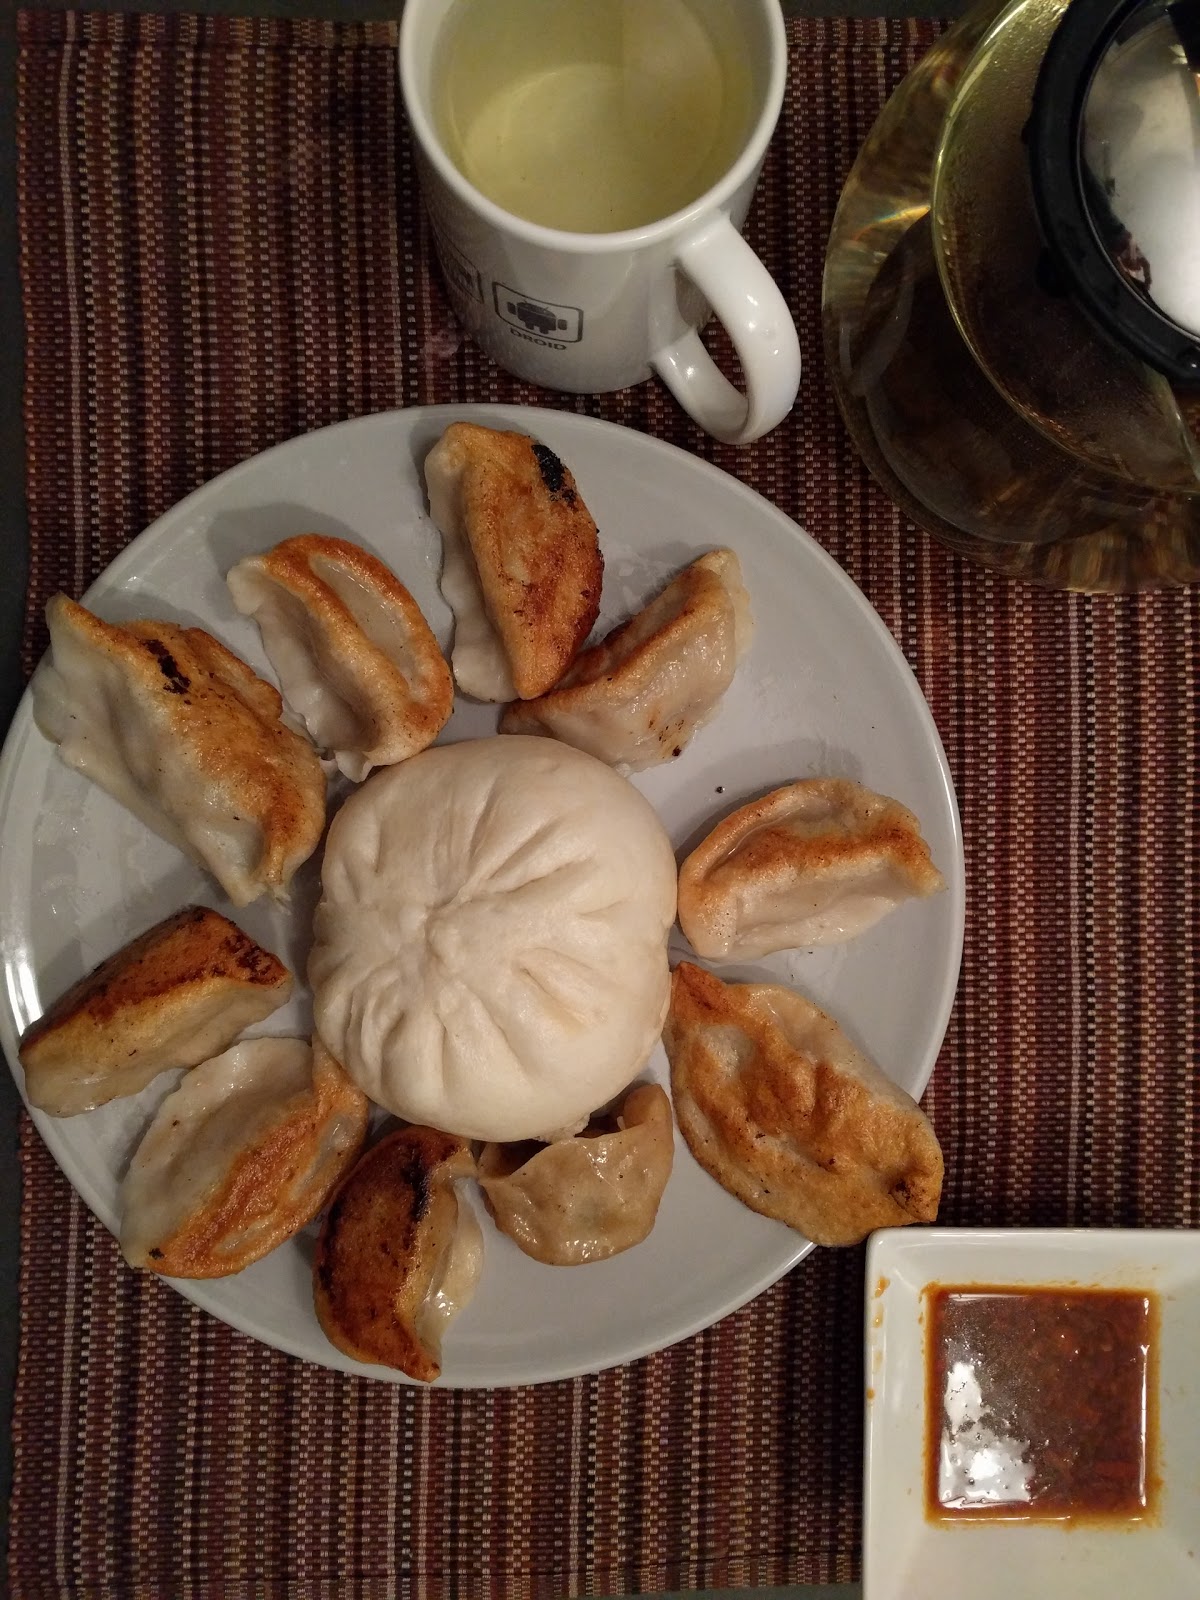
1030, 0, 1200, 385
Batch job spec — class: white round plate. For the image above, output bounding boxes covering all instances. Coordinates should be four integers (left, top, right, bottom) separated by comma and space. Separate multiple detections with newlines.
0, 405, 964, 1387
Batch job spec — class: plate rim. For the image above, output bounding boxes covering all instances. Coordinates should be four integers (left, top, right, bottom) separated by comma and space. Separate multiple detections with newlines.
0, 403, 966, 1387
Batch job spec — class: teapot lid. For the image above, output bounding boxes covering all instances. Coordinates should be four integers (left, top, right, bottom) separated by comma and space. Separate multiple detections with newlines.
1030, 0, 1200, 385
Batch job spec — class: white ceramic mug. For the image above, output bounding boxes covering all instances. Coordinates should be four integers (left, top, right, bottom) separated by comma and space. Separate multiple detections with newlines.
399, 0, 801, 445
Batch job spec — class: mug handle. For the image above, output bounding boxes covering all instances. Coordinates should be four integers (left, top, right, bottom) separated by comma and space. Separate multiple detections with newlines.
652, 215, 801, 446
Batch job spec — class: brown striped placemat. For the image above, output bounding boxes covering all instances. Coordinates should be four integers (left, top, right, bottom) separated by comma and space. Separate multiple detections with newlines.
11, 10, 1200, 1596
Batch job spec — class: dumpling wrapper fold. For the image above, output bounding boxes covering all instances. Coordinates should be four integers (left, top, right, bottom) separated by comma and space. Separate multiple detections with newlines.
120, 1036, 369, 1278
19, 905, 292, 1116
313, 1125, 482, 1382
424, 422, 603, 701
479, 1082, 674, 1265
677, 777, 945, 960
31, 596, 326, 906
663, 962, 943, 1247
227, 534, 453, 782
500, 549, 752, 772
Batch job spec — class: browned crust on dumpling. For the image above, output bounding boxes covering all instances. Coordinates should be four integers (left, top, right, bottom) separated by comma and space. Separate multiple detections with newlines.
438, 422, 603, 698
313, 1126, 475, 1381
151, 621, 286, 724
500, 550, 746, 762
229, 534, 453, 765
664, 962, 943, 1247
139, 1040, 370, 1278
677, 777, 945, 957
43, 596, 326, 903
21, 905, 287, 1044
478, 1082, 674, 1265
19, 906, 292, 1115
684, 779, 944, 893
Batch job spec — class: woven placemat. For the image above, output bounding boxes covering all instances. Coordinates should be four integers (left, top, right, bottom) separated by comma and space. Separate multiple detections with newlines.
12, 10, 1200, 1597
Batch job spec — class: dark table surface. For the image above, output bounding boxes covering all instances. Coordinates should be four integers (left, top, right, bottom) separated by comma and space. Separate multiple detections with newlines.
0, 1, 962, 1582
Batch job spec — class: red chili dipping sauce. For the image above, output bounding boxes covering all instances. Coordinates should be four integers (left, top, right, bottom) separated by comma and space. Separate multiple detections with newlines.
925, 1286, 1159, 1521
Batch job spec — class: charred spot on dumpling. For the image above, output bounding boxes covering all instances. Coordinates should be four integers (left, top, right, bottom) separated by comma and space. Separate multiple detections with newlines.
530, 441, 577, 506
220, 925, 291, 986
314, 1230, 338, 1297
400, 1144, 436, 1228
142, 638, 191, 695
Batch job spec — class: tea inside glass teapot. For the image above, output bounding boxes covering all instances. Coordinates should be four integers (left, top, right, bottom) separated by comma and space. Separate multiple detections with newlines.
823, 0, 1200, 591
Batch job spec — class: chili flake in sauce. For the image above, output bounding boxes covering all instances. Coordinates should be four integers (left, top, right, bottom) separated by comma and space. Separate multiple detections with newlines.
925, 1285, 1158, 1521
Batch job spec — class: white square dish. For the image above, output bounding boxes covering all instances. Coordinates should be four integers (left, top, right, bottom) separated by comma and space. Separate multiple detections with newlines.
863, 1227, 1200, 1600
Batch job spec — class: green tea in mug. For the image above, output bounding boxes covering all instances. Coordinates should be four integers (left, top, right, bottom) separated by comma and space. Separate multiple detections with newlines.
433, 0, 756, 233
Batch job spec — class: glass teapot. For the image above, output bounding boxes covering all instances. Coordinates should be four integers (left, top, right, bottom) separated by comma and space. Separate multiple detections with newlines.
822, 0, 1200, 591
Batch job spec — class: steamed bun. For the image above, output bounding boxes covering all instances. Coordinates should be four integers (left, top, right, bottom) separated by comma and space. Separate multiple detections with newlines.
309, 736, 678, 1142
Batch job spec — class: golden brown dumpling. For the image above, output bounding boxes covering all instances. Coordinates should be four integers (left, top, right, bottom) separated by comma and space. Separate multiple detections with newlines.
478, 1083, 674, 1265
424, 422, 603, 700
313, 1126, 481, 1382
663, 962, 943, 1247
500, 549, 752, 772
227, 534, 453, 781
18, 905, 292, 1116
31, 596, 326, 905
120, 1037, 369, 1278
677, 777, 945, 960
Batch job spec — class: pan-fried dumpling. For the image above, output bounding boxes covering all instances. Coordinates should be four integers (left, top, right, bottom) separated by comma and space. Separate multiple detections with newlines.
31, 596, 326, 906
664, 962, 943, 1247
479, 1083, 674, 1265
226, 534, 453, 781
18, 905, 292, 1116
120, 1036, 369, 1278
309, 736, 677, 1143
424, 422, 603, 700
677, 777, 946, 960
313, 1126, 481, 1382
500, 549, 752, 772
